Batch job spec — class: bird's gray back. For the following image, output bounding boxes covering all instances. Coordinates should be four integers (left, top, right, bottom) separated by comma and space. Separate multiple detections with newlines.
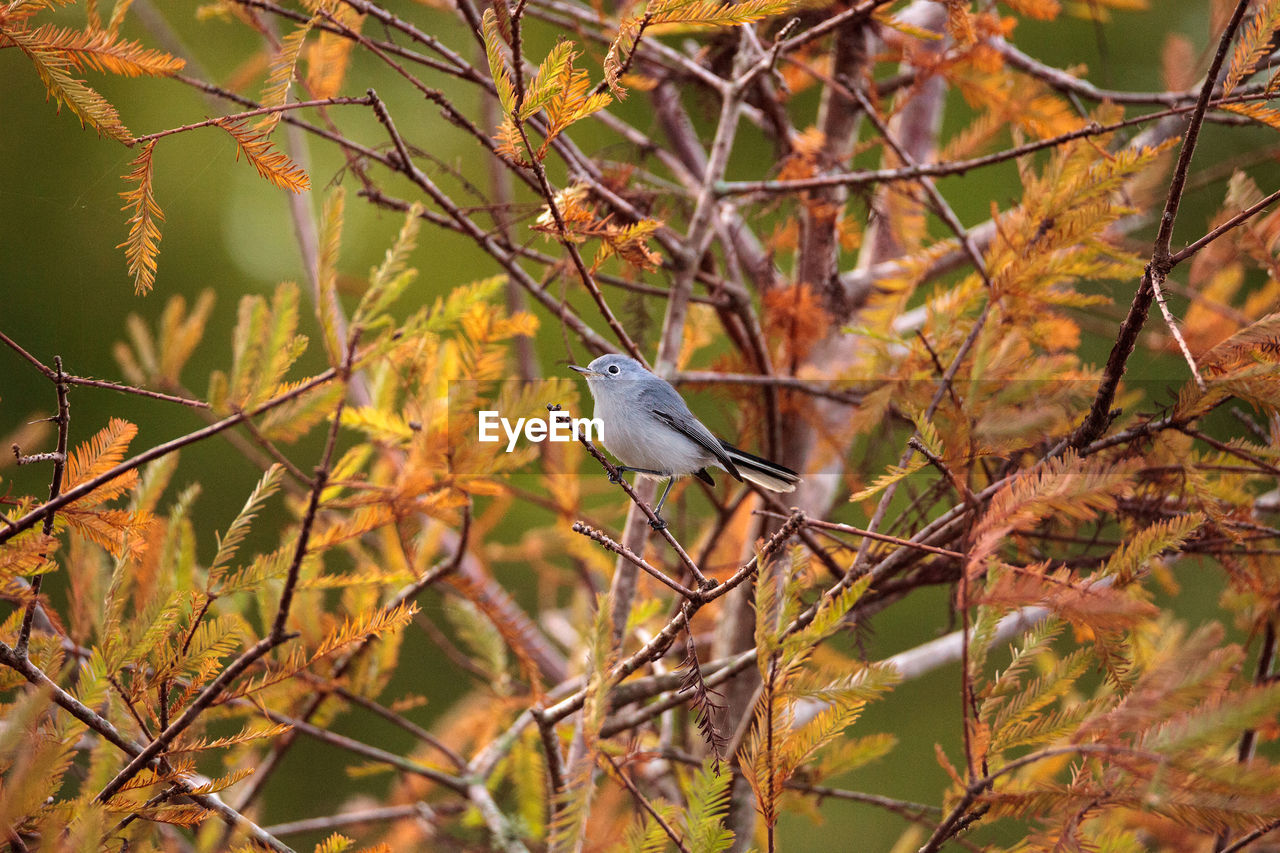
636, 381, 719, 447
591, 376, 718, 476
635, 376, 691, 414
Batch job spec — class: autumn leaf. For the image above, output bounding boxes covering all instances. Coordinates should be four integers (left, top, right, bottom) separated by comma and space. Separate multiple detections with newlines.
215, 117, 311, 192
118, 140, 162, 294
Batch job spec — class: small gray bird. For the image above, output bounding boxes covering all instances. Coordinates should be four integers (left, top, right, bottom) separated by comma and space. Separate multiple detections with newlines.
570, 354, 800, 529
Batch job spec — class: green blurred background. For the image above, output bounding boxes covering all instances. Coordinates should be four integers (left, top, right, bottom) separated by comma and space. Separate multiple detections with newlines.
1, 0, 1271, 848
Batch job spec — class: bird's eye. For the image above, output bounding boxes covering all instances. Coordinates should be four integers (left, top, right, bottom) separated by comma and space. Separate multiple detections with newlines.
607, 365, 620, 375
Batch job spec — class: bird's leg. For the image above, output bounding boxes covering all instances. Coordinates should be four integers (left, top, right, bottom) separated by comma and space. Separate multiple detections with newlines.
611, 464, 665, 485
649, 477, 675, 530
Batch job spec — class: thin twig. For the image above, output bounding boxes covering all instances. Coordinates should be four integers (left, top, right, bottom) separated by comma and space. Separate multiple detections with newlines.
603, 753, 692, 853
235, 0, 474, 79
16, 357, 69, 659
131, 95, 374, 143
96, 339, 359, 802
850, 86, 991, 288
1150, 274, 1206, 391
1170, 183, 1280, 265
263, 803, 450, 837
782, 780, 941, 822
329, 685, 468, 771
1070, 0, 1253, 450
271, 330, 359, 641
572, 521, 698, 598
46, 372, 208, 407
572, 425, 708, 586
0, 367, 341, 544
537, 513, 805, 725
754, 511, 965, 559
0, 641, 292, 852
1216, 616, 1279, 852
1176, 424, 1280, 478
993, 37, 1196, 106
359, 102, 617, 356
531, 706, 569, 801
95, 633, 285, 802
226, 520, 477, 821
248, 702, 469, 794
1219, 817, 1280, 853
675, 370, 862, 406
0, 331, 59, 379
917, 744, 1163, 853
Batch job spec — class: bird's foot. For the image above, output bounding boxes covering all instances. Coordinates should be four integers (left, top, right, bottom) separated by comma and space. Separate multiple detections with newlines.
648, 516, 668, 531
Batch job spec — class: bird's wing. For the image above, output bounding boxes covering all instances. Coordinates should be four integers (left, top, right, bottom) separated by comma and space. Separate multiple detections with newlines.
650, 407, 742, 481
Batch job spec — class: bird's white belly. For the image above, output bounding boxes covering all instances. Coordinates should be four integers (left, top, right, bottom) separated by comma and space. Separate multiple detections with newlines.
595, 397, 709, 477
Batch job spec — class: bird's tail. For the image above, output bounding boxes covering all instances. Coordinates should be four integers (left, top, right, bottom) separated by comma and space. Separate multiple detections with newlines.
721, 442, 801, 493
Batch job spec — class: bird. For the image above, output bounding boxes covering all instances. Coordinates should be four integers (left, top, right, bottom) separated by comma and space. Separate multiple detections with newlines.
570, 354, 800, 529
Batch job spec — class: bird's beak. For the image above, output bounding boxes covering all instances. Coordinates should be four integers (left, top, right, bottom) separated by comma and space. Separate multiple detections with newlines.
569, 364, 598, 376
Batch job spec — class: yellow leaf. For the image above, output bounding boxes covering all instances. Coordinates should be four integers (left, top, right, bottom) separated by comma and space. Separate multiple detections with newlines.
256, 18, 312, 135
2, 22, 132, 141
306, 6, 363, 98
117, 140, 163, 294
22, 23, 184, 77
215, 117, 311, 192
66, 418, 138, 491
